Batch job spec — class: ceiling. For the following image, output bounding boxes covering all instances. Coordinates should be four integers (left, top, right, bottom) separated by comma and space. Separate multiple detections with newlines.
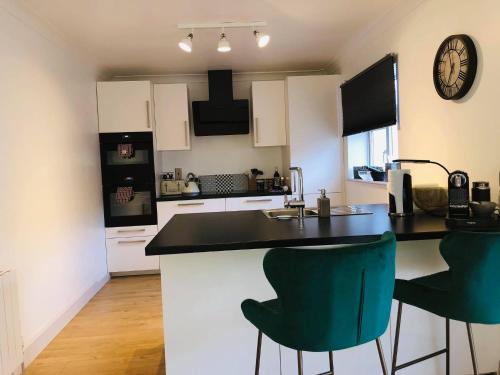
22, 0, 406, 76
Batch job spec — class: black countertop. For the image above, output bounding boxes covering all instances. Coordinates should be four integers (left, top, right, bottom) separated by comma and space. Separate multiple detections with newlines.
157, 190, 290, 202
146, 204, 452, 256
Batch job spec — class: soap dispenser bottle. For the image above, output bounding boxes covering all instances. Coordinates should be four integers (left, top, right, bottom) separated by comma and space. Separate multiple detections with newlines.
317, 189, 331, 218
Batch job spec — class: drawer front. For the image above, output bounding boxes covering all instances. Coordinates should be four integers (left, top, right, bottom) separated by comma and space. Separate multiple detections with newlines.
157, 198, 226, 229
225, 196, 285, 212
106, 236, 159, 273
105, 225, 158, 239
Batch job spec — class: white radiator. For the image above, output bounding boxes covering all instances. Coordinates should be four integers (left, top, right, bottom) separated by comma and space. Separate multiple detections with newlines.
0, 270, 23, 375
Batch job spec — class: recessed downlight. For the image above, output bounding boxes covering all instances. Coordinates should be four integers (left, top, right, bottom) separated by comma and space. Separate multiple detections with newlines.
178, 33, 193, 53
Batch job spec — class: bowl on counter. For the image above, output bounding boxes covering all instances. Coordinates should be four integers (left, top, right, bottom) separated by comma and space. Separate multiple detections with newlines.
470, 201, 498, 218
412, 185, 448, 216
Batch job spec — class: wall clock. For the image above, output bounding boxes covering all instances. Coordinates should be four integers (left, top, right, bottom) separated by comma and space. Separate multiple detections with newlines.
433, 34, 477, 100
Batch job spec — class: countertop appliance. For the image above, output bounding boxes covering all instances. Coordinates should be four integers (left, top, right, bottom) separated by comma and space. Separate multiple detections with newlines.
387, 169, 413, 216
99, 132, 157, 227
448, 170, 470, 218
192, 70, 249, 136
161, 176, 182, 196
182, 172, 200, 196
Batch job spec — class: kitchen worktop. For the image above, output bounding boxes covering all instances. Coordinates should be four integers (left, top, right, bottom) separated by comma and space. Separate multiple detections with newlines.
157, 190, 290, 201
146, 204, 451, 255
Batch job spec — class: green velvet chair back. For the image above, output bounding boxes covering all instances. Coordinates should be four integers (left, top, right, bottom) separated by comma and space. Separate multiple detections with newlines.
440, 231, 500, 324
262, 232, 396, 352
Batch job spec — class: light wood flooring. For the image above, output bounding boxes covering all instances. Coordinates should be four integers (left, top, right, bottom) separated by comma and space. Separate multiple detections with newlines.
25, 275, 165, 375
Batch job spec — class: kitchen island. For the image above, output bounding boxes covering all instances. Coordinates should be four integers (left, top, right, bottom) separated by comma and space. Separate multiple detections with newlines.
146, 204, 500, 375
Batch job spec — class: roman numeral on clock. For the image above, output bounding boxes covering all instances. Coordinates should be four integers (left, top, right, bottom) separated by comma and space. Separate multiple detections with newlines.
458, 70, 467, 81
460, 59, 468, 67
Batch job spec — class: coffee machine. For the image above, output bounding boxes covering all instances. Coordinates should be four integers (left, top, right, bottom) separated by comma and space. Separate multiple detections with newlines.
447, 171, 470, 218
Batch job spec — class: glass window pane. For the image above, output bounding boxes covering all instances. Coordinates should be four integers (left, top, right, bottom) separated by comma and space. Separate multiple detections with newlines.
370, 128, 388, 167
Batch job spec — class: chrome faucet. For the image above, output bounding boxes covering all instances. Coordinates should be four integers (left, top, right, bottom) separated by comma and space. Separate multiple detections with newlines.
284, 167, 305, 219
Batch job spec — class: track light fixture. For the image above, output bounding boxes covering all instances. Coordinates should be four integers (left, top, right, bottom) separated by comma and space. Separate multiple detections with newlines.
178, 33, 193, 53
217, 32, 231, 53
177, 22, 269, 53
254, 30, 270, 48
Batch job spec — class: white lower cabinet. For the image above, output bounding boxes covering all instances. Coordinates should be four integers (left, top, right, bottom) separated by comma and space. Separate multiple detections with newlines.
225, 196, 285, 212
105, 225, 159, 274
106, 235, 159, 273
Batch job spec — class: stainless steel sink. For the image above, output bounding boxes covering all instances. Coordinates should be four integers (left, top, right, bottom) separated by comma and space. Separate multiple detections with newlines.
262, 208, 318, 219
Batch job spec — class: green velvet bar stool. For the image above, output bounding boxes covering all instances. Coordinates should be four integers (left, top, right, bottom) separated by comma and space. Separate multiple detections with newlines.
241, 232, 397, 375
391, 231, 500, 375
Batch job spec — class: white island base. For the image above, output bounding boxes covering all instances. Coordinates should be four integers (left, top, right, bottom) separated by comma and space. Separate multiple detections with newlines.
160, 241, 500, 375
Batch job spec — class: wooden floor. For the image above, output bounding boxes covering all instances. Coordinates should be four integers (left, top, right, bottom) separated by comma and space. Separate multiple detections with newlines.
25, 275, 165, 375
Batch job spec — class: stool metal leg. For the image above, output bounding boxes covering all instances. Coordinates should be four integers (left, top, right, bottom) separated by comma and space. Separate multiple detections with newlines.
297, 350, 304, 375
466, 323, 479, 375
445, 318, 450, 375
329, 351, 334, 374
391, 301, 403, 375
376, 338, 389, 375
255, 330, 262, 375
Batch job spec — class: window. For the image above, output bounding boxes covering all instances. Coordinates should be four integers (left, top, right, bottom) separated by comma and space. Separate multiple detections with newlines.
346, 125, 399, 179
368, 125, 398, 167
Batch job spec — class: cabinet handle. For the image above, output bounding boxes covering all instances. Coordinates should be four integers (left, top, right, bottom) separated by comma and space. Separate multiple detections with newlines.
117, 229, 146, 233
146, 100, 151, 128
118, 240, 147, 244
255, 117, 259, 144
184, 120, 189, 147
245, 199, 273, 203
177, 202, 205, 207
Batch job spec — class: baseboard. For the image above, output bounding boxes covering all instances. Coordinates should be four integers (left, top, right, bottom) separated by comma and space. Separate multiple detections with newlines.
22, 273, 110, 366
110, 270, 160, 277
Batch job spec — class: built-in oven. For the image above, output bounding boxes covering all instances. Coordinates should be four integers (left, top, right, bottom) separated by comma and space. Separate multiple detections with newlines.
99, 132, 155, 185
99, 132, 157, 227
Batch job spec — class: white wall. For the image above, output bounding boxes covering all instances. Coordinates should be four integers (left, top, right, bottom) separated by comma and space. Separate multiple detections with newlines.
0, 0, 107, 365
338, 1, 500, 371
339, 0, 500, 205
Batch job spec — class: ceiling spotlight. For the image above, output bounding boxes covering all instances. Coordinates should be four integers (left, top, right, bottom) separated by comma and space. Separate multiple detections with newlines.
178, 33, 193, 53
254, 30, 270, 48
217, 33, 231, 53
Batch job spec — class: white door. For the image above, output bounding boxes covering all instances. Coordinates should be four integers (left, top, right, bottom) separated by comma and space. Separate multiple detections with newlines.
252, 81, 287, 147
97, 81, 152, 133
154, 84, 191, 150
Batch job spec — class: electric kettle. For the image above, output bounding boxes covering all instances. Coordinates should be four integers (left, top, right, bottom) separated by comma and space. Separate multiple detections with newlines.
182, 172, 201, 196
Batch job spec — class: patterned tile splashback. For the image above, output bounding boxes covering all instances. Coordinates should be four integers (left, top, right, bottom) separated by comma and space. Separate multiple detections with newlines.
199, 174, 249, 194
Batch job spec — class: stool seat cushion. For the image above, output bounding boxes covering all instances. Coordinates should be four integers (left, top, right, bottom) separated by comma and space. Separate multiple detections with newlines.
241, 232, 397, 352
393, 232, 500, 324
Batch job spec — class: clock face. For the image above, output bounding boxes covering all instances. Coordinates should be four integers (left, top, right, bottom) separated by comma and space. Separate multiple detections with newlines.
433, 35, 477, 100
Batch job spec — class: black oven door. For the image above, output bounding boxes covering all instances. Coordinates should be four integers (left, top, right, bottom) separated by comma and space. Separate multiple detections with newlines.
99, 132, 155, 185
103, 182, 157, 227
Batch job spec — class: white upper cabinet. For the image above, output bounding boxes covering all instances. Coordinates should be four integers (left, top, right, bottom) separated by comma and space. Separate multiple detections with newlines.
251, 81, 287, 147
286, 75, 342, 195
97, 81, 152, 133
153, 83, 190, 151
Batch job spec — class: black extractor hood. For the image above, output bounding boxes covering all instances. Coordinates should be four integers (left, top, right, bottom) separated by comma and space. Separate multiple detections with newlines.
192, 70, 249, 136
